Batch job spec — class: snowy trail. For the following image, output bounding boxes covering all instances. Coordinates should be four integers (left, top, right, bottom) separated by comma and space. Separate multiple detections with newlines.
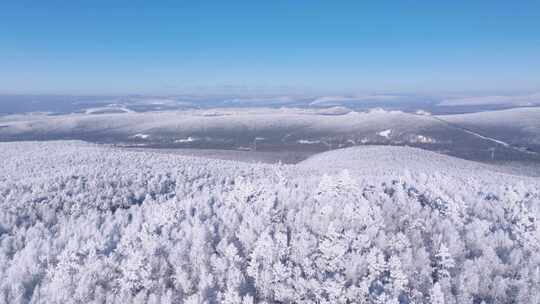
430, 115, 539, 155
458, 128, 509, 147
449, 123, 510, 147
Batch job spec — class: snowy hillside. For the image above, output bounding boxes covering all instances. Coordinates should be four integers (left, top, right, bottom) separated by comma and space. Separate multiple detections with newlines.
1, 141, 540, 303
0, 108, 441, 144
438, 107, 540, 147
3, 107, 540, 162
300, 145, 540, 180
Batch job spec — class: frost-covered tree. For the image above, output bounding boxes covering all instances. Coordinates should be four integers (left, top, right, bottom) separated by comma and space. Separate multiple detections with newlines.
434, 242, 455, 281
1, 141, 540, 303
430, 282, 445, 304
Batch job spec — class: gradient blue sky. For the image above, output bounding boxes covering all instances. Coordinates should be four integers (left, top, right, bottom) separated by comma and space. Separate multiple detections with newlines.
1, 1, 539, 95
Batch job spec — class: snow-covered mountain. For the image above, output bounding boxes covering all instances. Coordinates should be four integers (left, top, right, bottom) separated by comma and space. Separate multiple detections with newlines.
301, 145, 540, 179
1, 141, 539, 303
2, 107, 539, 162
438, 107, 540, 147
0, 108, 440, 142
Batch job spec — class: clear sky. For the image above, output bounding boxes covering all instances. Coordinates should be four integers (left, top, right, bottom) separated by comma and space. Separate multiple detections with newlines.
1, 1, 539, 95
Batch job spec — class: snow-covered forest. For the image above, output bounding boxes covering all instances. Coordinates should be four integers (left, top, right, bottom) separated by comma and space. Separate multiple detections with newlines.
1, 141, 540, 304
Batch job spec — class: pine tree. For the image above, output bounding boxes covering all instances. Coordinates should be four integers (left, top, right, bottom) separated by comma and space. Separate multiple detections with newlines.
388, 255, 408, 296
430, 282, 445, 304
434, 242, 455, 281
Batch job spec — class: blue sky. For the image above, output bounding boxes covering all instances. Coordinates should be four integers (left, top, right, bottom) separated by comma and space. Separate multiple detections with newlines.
1, 1, 539, 95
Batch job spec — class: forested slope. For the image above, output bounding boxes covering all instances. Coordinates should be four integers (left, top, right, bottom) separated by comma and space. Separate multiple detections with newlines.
1, 141, 539, 303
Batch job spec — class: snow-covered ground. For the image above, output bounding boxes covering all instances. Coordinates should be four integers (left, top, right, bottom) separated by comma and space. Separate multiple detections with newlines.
0, 107, 464, 158
300, 145, 540, 180
437, 107, 540, 146
3, 106, 540, 162
0, 108, 440, 141
1, 141, 539, 303
378, 129, 392, 138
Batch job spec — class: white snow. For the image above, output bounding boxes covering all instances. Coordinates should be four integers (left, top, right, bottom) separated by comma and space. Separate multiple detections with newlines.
297, 139, 322, 144
175, 136, 197, 143
378, 129, 392, 138
0, 141, 539, 303
315, 106, 352, 115
415, 109, 431, 116
84, 106, 133, 114
131, 133, 150, 139
411, 134, 436, 143
300, 145, 537, 181
437, 107, 540, 145
0, 107, 442, 143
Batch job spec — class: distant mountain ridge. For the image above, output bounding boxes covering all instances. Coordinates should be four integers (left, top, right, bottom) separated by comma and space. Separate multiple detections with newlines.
1, 107, 540, 162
